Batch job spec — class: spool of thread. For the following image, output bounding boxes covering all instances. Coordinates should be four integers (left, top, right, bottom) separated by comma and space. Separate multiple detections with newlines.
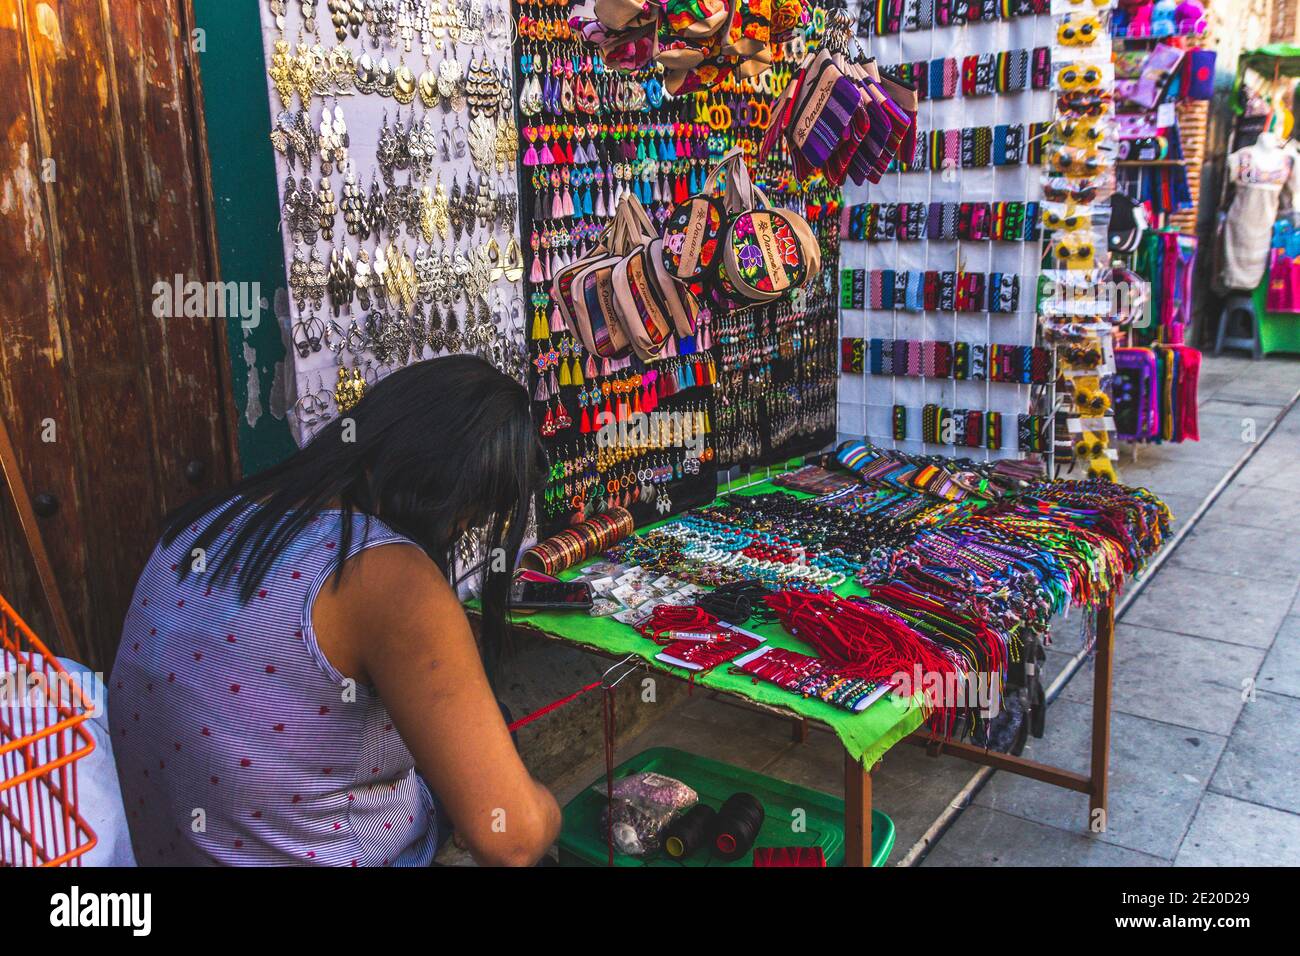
520, 507, 634, 575
662, 804, 717, 860
713, 792, 765, 862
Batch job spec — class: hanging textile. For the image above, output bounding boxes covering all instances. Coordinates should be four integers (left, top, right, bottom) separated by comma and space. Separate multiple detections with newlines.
1133, 228, 1196, 345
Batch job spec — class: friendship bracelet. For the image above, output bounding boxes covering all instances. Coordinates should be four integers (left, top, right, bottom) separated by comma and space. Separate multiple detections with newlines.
844, 200, 1041, 242
841, 338, 1050, 384
855, 270, 1021, 313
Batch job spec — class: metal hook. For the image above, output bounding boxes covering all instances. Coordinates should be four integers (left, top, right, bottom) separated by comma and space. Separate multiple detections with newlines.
600, 654, 641, 690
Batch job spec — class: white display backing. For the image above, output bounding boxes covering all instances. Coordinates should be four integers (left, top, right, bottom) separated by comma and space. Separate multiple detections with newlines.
837, 4, 1051, 460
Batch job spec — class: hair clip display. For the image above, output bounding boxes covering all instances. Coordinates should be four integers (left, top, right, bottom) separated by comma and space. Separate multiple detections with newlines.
846, 200, 1040, 242
1038, 0, 1121, 480
893, 122, 1049, 172
893, 404, 908, 440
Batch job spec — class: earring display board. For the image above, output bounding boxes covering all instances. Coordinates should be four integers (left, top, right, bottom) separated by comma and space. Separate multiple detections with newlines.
836, 0, 1055, 461
514, 0, 720, 537
691, 48, 843, 470
257, 0, 527, 445
516, 2, 844, 537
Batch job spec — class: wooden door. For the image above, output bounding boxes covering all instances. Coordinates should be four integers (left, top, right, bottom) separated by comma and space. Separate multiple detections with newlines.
0, 0, 237, 670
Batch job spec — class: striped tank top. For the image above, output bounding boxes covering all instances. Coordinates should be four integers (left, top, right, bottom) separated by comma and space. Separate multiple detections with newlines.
109, 505, 438, 866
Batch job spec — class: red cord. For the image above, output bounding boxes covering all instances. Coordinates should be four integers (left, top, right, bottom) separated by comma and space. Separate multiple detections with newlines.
603, 685, 616, 867
506, 681, 604, 732
764, 590, 963, 724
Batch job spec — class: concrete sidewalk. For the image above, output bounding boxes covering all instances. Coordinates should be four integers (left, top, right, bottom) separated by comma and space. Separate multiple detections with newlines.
927, 353, 1300, 867
545, 352, 1300, 867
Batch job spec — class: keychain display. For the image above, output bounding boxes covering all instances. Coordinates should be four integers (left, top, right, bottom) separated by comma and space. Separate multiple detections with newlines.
519, 2, 845, 531
517, 0, 719, 535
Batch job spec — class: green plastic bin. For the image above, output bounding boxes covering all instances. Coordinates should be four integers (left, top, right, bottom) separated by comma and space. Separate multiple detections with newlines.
558, 747, 895, 867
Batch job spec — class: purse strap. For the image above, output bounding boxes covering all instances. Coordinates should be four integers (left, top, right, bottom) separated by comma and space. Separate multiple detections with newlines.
605, 195, 657, 254
700, 148, 746, 198
721, 150, 771, 215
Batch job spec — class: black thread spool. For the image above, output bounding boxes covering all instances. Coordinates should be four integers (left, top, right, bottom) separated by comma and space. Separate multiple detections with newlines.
699, 579, 773, 625
712, 792, 765, 862
697, 590, 753, 624
663, 804, 717, 860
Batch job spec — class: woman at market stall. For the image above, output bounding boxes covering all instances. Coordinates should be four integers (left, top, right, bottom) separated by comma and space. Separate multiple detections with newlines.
109, 355, 561, 867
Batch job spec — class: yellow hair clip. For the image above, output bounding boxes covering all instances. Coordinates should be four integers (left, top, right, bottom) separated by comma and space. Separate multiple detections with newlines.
1058, 14, 1102, 46
1058, 62, 1103, 91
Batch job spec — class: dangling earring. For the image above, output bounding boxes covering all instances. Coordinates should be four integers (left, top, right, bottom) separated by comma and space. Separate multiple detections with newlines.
503, 238, 524, 282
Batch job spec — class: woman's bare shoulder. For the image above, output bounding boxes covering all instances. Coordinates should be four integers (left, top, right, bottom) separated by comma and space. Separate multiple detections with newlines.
335, 541, 458, 617
313, 540, 466, 682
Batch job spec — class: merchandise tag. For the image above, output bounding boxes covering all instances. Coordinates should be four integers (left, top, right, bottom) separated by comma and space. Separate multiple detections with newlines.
1066, 416, 1116, 433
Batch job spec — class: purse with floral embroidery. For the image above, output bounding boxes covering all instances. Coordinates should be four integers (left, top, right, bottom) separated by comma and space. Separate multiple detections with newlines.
711, 149, 820, 303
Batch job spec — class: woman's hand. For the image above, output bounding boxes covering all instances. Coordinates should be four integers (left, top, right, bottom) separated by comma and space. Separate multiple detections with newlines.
314, 543, 561, 867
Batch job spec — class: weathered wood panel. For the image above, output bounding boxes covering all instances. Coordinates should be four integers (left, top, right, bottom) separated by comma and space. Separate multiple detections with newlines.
0, 0, 234, 669
105, 0, 231, 514
0, 0, 94, 650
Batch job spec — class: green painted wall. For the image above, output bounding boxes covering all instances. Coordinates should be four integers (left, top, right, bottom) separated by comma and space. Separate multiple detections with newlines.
193, 0, 297, 475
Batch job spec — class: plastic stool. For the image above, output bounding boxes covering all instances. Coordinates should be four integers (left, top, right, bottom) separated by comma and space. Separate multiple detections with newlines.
1214, 293, 1262, 359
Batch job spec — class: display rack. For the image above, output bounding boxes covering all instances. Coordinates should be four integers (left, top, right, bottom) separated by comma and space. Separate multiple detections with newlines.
837, 0, 1054, 464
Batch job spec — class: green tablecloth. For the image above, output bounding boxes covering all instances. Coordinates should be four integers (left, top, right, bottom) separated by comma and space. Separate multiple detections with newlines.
505, 476, 928, 767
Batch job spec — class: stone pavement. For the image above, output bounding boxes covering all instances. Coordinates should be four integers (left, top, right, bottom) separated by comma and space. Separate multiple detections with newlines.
545, 353, 1300, 867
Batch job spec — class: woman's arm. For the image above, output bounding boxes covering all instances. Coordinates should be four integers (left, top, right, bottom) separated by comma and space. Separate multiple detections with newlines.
313, 543, 561, 867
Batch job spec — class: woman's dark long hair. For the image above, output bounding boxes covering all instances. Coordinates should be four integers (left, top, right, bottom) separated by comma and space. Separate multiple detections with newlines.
163, 355, 544, 681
